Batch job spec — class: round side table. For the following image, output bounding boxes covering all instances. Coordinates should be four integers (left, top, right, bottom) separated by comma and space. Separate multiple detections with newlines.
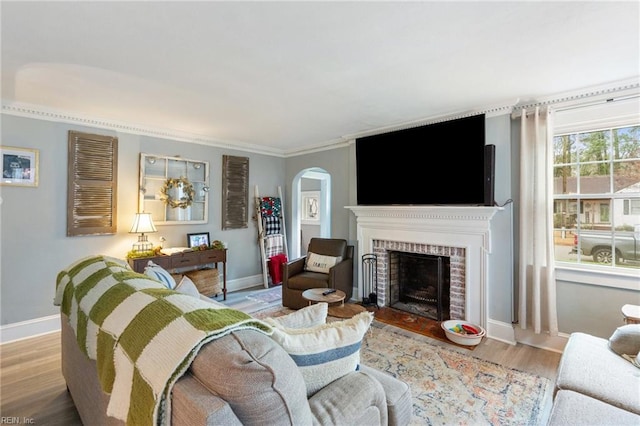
622, 304, 640, 324
302, 288, 346, 306
301, 288, 367, 319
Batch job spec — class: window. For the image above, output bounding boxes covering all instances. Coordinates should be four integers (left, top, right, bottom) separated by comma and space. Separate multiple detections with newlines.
624, 199, 640, 215
553, 122, 640, 271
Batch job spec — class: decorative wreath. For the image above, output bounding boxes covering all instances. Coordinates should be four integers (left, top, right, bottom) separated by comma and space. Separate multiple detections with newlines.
159, 177, 195, 209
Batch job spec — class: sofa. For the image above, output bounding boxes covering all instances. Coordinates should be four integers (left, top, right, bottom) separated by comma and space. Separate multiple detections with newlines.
58, 255, 413, 425
282, 238, 354, 309
547, 325, 640, 425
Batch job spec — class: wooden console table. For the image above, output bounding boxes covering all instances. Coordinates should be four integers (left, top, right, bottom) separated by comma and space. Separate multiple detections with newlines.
128, 249, 227, 300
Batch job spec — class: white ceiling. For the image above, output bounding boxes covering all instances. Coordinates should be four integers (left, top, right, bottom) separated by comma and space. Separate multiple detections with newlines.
2, 1, 639, 155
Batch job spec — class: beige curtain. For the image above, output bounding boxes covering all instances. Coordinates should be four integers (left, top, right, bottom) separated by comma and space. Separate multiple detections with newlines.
518, 106, 559, 335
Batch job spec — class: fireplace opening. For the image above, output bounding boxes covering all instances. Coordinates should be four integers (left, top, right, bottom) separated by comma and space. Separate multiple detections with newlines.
389, 251, 450, 321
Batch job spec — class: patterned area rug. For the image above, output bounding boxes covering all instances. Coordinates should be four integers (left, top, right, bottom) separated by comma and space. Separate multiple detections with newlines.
252, 306, 552, 426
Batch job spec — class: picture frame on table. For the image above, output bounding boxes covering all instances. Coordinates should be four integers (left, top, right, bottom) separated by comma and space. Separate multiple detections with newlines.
187, 232, 210, 248
1, 146, 39, 187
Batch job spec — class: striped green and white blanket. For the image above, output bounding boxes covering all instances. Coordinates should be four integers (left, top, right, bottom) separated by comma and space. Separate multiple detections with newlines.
54, 255, 272, 425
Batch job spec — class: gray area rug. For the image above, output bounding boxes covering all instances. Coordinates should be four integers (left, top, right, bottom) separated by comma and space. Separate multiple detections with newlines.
224, 286, 283, 314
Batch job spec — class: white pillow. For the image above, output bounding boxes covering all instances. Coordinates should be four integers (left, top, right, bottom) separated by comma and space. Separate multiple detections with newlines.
264, 303, 328, 329
175, 275, 201, 297
304, 252, 342, 274
608, 324, 640, 356
268, 311, 373, 396
144, 261, 176, 289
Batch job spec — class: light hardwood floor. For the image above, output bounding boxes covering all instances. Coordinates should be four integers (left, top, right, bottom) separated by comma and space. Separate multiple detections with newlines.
0, 288, 562, 425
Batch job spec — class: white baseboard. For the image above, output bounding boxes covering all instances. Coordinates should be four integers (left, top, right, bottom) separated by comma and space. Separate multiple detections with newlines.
227, 274, 265, 292
514, 327, 569, 353
0, 314, 61, 344
486, 319, 517, 345
0, 274, 267, 345
485, 319, 570, 352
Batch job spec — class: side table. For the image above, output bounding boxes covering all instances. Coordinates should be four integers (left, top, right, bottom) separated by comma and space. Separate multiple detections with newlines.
301, 288, 367, 319
621, 304, 640, 324
128, 248, 227, 300
302, 288, 346, 306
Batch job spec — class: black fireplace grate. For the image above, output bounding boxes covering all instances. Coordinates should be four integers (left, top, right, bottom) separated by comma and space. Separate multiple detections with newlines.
394, 252, 450, 321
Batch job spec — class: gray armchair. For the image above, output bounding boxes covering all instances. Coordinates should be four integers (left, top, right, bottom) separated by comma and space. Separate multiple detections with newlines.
282, 238, 354, 309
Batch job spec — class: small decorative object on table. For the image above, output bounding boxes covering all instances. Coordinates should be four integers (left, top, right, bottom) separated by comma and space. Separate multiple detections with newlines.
187, 232, 210, 248
441, 320, 486, 346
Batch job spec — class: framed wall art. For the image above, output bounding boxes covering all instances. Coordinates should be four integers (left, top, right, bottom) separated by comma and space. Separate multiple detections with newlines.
301, 191, 320, 223
138, 153, 209, 225
1, 146, 39, 187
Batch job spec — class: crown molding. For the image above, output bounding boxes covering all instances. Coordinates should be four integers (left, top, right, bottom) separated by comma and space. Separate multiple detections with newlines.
513, 77, 640, 114
282, 137, 353, 158
1, 101, 287, 157
4, 77, 638, 157
340, 101, 518, 142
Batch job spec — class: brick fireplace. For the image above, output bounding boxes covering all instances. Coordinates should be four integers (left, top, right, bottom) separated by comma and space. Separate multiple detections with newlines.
378, 242, 459, 321
347, 205, 499, 328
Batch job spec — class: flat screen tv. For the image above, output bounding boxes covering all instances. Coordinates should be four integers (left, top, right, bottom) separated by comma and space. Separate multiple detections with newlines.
356, 114, 490, 205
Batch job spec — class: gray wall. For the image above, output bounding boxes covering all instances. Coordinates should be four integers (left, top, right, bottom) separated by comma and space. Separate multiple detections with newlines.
285, 114, 640, 339
0, 114, 284, 325
485, 114, 515, 325
285, 146, 353, 242
556, 281, 639, 338
285, 115, 517, 327
3, 112, 637, 340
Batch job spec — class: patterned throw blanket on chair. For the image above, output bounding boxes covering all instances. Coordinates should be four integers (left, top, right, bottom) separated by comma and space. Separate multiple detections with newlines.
54, 255, 272, 425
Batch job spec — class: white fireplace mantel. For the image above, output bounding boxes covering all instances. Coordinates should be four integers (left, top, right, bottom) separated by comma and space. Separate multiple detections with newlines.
346, 205, 501, 330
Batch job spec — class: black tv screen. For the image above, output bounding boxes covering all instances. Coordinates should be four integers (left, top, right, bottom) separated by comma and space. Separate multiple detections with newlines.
356, 114, 487, 205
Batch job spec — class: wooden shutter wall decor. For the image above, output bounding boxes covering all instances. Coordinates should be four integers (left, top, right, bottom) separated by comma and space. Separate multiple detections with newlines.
221, 155, 249, 230
67, 131, 118, 236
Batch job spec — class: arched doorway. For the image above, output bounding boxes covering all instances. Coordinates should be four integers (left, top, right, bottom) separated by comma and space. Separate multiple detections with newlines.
291, 168, 331, 259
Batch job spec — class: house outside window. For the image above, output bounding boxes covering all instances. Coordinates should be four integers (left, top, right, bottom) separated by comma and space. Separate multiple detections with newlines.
553, 123, 640, 271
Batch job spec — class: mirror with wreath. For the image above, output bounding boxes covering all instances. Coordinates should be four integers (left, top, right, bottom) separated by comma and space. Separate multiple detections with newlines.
138, 153, 210, 224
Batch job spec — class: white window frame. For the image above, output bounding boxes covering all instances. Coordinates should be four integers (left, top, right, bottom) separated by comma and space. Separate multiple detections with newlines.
553, 96, 640, 290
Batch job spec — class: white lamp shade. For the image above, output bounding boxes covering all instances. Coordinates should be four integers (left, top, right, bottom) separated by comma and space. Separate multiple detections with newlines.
129, 213, 157, 234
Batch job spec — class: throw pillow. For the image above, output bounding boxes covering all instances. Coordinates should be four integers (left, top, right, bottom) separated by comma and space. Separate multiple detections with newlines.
305, 252, 342, 274
268, 311, 374, 397
144, 261, 176, 289
264, 303, 328, 329
174, 275, 201, 298
171, 273, 183, 284
609, 324, 640, 356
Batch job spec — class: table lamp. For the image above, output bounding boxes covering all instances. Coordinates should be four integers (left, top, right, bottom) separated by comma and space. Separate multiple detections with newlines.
129, 212, 157, 253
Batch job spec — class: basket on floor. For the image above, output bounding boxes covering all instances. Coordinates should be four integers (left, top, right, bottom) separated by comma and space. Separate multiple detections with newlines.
185, 268, 221, 297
